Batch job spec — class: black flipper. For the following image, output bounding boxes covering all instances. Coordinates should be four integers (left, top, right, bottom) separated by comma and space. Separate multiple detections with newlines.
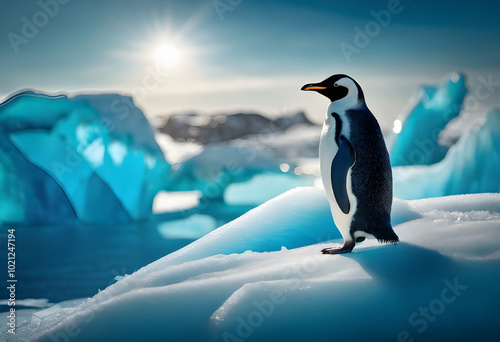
331, 136, 355, 214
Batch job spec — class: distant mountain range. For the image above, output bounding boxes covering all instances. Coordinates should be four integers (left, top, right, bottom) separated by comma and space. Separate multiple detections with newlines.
158, 111, 317, 144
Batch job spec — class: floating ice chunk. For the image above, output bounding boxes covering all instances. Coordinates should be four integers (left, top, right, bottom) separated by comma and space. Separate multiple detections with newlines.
166, 143, 296, 200
158, 214, 217, 239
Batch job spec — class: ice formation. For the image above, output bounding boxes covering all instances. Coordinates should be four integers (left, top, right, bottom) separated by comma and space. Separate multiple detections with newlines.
390, 73, 467, 166
0, 91, 170, 224
6, 187, 500, 341
224, 173, 314, 205
394, 109, 500, 199
166, 142, 303, 201
160, 121, 320, 204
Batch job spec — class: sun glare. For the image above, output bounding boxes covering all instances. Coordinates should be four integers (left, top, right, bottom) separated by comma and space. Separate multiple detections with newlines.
393, 119, 402, 134
154, 43, 180, 68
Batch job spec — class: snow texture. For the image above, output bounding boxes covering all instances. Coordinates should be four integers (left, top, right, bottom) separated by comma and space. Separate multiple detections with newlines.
6, 188, 500, 342
390, 73, 467, 166
0, 91, 170, 224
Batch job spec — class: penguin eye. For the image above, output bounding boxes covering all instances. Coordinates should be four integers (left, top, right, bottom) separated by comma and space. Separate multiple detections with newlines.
334, 83, 339, 87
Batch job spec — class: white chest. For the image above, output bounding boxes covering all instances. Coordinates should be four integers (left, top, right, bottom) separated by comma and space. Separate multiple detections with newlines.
318, 108, 357, 241
319, 118, 338, 192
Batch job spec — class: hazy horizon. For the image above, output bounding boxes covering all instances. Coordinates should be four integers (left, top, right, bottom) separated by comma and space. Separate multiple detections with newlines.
1, 0, 499, 129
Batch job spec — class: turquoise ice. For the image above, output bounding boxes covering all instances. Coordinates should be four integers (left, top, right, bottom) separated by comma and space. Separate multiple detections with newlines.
390, 73, 467, 166
0, 91, 170, 224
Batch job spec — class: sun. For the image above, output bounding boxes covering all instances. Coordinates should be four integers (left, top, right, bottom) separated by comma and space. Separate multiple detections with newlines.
154, 43, 180, 68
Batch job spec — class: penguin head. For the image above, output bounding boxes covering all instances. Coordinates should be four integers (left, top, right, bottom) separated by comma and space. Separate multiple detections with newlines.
301, 74, 365, 104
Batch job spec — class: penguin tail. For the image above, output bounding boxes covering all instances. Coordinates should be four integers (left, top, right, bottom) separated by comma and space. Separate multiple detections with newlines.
376, 227, 399, 245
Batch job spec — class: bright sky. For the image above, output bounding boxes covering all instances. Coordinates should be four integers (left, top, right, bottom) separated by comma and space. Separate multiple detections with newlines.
1, 0, 499, 130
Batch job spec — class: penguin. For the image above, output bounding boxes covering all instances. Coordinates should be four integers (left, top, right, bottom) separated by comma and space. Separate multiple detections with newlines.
301, 74, 398, 254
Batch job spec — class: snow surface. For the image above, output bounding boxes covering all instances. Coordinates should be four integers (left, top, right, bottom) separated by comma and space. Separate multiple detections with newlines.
6, 187, 500, 341
152, 190, 201, 214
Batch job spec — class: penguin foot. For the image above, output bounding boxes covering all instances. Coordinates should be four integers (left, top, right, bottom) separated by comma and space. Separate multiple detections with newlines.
321, 241, 355, 254
322, 239, 355, 254
321, 247, 352, 254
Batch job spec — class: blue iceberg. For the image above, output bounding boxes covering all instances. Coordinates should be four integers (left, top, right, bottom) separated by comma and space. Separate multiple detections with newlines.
166, 142, 301, 201
394, 109, 500, 199
0, 91, 170, 225
390, 73, 467, 166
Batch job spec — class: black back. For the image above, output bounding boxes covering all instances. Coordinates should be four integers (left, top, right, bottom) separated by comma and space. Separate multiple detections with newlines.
344, 106, 398, 243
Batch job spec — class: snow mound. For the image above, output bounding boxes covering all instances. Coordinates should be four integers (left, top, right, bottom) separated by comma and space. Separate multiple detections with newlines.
390, 73, 467, 166
394, 109, 500, 199
0, 91, 170, 224
7, 188, 500, 341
